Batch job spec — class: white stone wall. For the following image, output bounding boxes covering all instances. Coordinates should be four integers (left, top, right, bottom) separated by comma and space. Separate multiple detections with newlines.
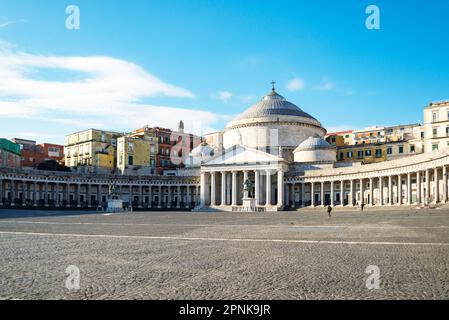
223, 123, 325, 150
294, 149, 336, 163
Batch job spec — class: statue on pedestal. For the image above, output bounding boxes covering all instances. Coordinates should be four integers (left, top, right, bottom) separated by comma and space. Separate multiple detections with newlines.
243, 178, 254, 199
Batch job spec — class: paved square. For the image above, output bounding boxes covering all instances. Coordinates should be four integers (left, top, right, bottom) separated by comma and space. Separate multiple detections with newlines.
0, 208, 448, 300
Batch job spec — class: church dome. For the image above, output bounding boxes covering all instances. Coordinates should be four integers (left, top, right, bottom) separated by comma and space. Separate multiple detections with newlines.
222, 84, 326, 152
232, 90, 318, 123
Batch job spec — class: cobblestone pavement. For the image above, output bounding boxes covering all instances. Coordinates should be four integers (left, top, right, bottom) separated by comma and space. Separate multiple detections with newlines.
0, 208, 448, 300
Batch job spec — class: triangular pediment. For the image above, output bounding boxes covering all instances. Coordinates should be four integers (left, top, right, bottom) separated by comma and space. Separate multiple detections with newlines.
203, 144, 285, 166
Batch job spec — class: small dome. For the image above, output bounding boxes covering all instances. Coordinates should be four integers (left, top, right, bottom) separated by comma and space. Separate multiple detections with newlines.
294, 134, 334, 153
186, 142, 216, 166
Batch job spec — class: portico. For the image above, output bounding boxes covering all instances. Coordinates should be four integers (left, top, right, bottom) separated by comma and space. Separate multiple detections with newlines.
199, 145, 289, 211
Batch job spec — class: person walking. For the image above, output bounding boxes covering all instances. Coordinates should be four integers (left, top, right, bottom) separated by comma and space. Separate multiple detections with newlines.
327, 205, 333, 218
361, 203, 365, 212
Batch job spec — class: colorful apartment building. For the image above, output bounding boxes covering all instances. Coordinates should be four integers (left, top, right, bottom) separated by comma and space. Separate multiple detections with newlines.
140, 121, 201, 175
65, 129, 123, 173
0, 139, 21, 169
11, 138, 64, 168
117, 134, 158, 175
423, 100, 449, 152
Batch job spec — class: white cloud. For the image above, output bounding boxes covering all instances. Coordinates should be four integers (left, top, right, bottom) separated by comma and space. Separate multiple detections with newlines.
0, 43, 229, 137
0, 19, 25, 28
286, 77, 305, 92
314, 77, 335, 91
216, 91, 233, 104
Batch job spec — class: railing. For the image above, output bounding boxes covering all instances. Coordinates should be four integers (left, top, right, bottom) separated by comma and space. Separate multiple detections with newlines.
0, 167, 199, 182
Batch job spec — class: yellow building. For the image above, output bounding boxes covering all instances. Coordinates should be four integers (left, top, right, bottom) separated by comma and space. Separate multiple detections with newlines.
65, 129, 123, 173
337, 143, 387, 164
117, 133, 158, 175
325, 130, 354, 147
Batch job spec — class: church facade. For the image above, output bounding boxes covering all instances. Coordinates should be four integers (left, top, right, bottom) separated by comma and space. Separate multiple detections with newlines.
194, 87, 449, 211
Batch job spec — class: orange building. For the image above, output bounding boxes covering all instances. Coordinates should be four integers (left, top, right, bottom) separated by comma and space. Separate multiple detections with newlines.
11, 138, 64, 168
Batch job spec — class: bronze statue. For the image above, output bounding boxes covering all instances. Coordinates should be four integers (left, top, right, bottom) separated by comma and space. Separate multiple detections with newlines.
243, 178, 254, 198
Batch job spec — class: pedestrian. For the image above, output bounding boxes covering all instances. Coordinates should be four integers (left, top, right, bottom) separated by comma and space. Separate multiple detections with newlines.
361, 203, 365, 212
327, 205, 332, 218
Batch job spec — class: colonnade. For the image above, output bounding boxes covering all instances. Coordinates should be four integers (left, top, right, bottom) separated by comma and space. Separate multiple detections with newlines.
0, 173, 200, 210
285, 166, 448, 208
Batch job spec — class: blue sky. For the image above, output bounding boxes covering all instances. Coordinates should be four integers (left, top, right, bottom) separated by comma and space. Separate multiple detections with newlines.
1, 0, 449, 144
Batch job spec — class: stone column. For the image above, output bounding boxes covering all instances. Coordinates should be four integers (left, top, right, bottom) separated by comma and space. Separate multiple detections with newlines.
407, 173, 412, 205
139, 185, 143, 208
425, 169, 430, 204
397, 175, 402, 205
320, 181, 325, 207
129, 185, 134, 208
388, 176, 393, 206
0, 178, 3, 206
340, 180, 344, 207
255, 171, 260, 206
301, 182, 305, 208
360, 179, 364, 205
167, 186, 172, 209
44, 182, 49, 207
200, 172, 206, 207
22, 181, 27, 206
369, 178, 374, 206
33, 182, 37, 206
158, 186, 162, 208
65, 183, 70, 207
232, 171, 238, 206
265, 170, 272, 206
97, 183, 103, 207
55, 183, 60, 207
285, 184, 290, 208
277, 171, 284, 207
210, 172, 216, 206
290, 182, 295, 208
221, 172, 227, 206
87, 184, 92, 208
416, 171, 421, 205
9, 180, 15, 206
149, 186, 153, 208
311, 182, 315, 207
349, 180, 354, 207
379, 177, 383, 206
330, 181, 334, 207
177, 186, 181, 208
243, 171, 249, 199
185, 186, 190, 209
434, 167, 439, 204
77, 184, 81, 207
443, 166, 448, 203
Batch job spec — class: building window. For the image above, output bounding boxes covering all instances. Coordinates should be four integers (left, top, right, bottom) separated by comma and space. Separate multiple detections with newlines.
410, 145, 415, 153
357, 151, 363, 159
339, 153, 344, 160
398, 146, 404, 154
365, 149, 372, 156
347, 152, 353, 159
375, 149, 382, 157
433, 128, 438, 138
446, 127, 449, 137
433, 112, 439, 122
387, 147, 393, 155
432, 144, 439, 151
